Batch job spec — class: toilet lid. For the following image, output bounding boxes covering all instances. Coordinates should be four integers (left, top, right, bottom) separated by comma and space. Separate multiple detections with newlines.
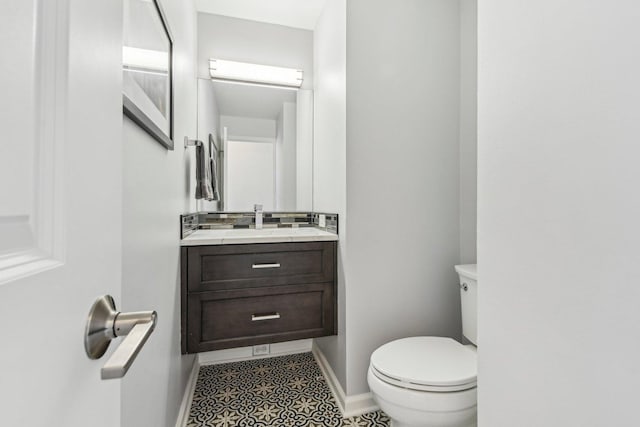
370, 337, 477, 392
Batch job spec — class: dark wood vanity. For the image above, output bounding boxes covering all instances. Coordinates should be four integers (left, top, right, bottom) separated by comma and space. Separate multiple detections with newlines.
181, 241, 337, 353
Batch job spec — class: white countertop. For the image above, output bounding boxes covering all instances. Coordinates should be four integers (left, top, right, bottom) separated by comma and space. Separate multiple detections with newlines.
180, 228, 339, 246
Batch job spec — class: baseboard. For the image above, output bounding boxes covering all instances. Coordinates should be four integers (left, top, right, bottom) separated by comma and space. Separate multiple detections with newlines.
312, 343, 379, 418
175, 339, 374, 427
343, 392, 379, 419
175, 357, 200, 427
311, 343, 346, 413
198, 339, 313, 366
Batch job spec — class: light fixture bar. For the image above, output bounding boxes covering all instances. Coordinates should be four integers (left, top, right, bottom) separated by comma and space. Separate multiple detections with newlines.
209, 59, 303, 88
209, 79, 299, 92
123, 46, 168, 73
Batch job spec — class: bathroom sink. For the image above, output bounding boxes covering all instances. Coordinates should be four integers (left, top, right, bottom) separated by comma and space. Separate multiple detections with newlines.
180, 227, 338, 246
221, 229, 259, 236
269, 227, 321, 235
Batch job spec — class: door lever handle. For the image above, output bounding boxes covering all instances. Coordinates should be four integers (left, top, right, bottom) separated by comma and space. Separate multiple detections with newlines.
101, 320, 154, 379
84, 295, 157, 380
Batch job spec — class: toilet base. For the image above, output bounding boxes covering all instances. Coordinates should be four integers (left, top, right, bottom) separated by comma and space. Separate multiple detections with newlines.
379, 394, 476, 427
368, 368, 477, 427
391, 419, 476, 427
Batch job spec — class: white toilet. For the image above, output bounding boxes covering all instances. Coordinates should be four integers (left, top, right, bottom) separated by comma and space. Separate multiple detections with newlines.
367, 264, 478, 427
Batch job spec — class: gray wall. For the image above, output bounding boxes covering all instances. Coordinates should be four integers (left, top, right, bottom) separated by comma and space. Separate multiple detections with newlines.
313, 0, 348, 393
197, 79, 221, 212
344, 0, 462, 395
296, 90, 314, 211
459, 0, 477, 264
192, 1, 478, 400
121, 0, 198, 425
221, 115, 276, 140
313, 0, 476, 396
275, 102, 297, 210
197, 13, 313, 89
478, 1, 640, 425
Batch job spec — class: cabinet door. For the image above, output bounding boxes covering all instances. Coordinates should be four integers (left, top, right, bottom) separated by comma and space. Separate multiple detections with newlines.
186, 282, 335, 353
187, 242, 336, 292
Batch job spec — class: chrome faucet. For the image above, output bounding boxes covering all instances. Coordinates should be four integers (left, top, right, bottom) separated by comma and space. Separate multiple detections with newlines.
254, 204, 263, 230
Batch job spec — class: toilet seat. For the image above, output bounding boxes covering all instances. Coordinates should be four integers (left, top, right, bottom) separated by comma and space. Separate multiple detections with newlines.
370, 337, 477, 392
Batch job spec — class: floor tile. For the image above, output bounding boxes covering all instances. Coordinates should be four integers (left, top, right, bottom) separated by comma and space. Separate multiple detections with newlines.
187, 352, 389, 427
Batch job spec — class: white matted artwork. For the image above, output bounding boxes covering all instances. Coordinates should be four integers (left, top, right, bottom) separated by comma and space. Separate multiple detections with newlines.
122, 0, 174, 149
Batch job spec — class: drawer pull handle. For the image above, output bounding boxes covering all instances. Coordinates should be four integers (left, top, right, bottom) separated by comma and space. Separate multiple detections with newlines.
252, 313, 281, 321
252, 263, 281, 269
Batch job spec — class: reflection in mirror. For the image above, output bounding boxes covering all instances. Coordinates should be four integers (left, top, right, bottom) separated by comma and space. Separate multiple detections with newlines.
197, 78, 313, 213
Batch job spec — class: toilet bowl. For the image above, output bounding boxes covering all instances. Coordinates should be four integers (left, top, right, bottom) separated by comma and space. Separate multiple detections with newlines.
367, 265, 478, 427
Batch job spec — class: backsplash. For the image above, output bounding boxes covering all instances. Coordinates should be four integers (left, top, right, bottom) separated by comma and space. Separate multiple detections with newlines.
181, 213, 199, 237
180, 212, 338, 239
313, 213, 338, 234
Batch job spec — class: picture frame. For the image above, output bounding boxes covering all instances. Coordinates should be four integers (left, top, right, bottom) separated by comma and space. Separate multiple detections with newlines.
122, 0, 174, 150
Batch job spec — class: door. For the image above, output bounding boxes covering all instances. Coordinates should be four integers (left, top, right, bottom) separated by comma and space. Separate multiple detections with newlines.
0, 1, 123, 426
225, 140, 276, 211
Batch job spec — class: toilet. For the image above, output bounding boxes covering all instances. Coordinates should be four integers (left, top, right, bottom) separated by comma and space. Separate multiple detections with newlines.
367, 264, 478, 427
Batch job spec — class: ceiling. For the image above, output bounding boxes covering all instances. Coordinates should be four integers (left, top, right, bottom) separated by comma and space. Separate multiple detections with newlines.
211, 80, 297, 120
195, 0, 327, 30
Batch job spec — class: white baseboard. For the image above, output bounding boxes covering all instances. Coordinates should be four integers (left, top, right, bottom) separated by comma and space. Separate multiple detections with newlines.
175, 339, 375, 427
175, 340, 313, 426
312, 343, 379, 418
343, 393, 380, 419
198, 339, 313, 366
175, 357, 200, 427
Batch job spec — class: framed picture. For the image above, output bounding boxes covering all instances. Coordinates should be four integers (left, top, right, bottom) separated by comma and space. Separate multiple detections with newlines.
122, 0, 174, 150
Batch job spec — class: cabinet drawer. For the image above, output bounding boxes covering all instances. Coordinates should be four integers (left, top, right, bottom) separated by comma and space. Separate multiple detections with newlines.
186, 283, 335, 352
186, 242, 335, 291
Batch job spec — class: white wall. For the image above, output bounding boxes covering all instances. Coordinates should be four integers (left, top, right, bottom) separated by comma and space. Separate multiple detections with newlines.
275, 102, 297, 210
296, 90, 314, 211
312, 0, 348, 392
197, 78, 221, 211
276, 110, 285, 209
197, 13, 313, 89
121, 0, 198, 426
344, 0, 462, 395
226, 141, 275, 211
459, 0, 477, 264
478, 1, 640, 426
220, 115, 276, 140
220, 115, 276, 211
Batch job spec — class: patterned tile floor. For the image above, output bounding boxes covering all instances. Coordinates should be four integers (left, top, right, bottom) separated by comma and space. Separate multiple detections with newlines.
187, 352, 390, 427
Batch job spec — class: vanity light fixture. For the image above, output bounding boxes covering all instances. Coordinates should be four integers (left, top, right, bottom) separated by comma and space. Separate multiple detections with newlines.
209, 59, 303, 89
123, 46, 168, 75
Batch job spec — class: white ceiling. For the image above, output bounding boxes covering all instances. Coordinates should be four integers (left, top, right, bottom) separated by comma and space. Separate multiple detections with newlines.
211, 80, 297, 120
195, 0, 327, 30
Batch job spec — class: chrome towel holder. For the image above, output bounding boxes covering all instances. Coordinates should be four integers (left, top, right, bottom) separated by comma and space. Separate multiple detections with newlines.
184, 136, 203, 148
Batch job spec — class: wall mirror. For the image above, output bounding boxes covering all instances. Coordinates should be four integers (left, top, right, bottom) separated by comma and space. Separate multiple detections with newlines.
197, 78, 313, 212
195, 6, 318, 213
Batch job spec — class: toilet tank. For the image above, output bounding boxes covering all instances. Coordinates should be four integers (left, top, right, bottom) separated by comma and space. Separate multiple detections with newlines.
455, 264, 477, 345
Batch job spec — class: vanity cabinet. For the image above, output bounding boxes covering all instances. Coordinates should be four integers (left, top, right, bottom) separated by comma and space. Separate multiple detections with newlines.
181, 241, 337, 353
